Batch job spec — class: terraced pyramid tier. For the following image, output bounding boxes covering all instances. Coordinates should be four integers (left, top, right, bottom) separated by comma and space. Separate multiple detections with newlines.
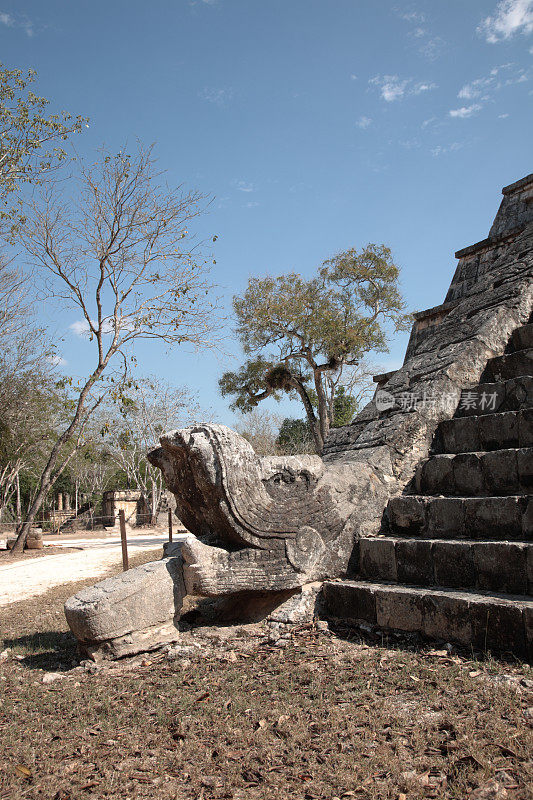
324, 315, 533, 659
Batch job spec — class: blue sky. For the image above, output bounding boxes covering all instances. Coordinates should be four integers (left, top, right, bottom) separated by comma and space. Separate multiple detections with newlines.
2, 0, 532, 427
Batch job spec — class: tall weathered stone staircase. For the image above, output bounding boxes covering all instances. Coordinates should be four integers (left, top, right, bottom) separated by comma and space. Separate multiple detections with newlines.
323, 316, 533, 659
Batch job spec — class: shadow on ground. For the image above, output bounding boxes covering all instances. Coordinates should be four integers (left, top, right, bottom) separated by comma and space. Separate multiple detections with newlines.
3, 630, 77, 671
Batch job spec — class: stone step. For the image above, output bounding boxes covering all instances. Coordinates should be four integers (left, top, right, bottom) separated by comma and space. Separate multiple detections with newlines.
482, 349, 533, 382
454, 376, 533, 417
322, 580, 533, 659
356, 536, 532, 595
416, 448, 533, 496
435, 409, 532, 453
511, 323, 533, 353
386, 495, 532, 540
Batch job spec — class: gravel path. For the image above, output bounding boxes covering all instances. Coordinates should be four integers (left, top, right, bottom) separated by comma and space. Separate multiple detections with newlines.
0, 530, 186, 607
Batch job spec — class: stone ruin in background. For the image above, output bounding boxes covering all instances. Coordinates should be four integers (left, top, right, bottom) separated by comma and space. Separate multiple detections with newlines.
65, 173, 533, 661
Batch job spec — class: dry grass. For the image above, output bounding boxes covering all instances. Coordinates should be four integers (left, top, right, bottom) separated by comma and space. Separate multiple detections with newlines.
0, 554, 531, 800
0, 547, 163, 668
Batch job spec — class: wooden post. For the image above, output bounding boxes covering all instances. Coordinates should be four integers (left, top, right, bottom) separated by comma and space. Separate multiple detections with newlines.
119, 509, 129, 571
168, 509, 173, 543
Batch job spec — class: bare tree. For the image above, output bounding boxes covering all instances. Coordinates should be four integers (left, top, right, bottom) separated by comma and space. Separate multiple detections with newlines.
10, 144, 217, 552
104, 377, 202, 521
235, 409, 284, 456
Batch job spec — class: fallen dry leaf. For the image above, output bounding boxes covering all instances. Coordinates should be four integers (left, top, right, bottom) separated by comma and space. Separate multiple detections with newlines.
15, 764, 32, 779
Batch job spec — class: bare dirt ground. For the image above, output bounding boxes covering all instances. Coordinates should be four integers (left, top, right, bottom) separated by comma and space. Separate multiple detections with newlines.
0, 556, 531, 800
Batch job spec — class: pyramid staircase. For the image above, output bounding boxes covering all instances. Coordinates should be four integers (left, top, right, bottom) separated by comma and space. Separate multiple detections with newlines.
323, 317, 533, 660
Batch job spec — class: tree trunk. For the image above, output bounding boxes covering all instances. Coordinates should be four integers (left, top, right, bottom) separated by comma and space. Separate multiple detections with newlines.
15, 473, 21, 525
151, 482, 157, 526
313, 369, 330, 451
292, 379, 323, 454
10, 359, 110, 554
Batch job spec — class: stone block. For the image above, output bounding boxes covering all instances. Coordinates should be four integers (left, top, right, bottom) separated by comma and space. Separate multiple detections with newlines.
486, 351, 533, 382
464, 497, 523, 539
375, 586, 425, 631
508, 376, 533, 412
433, 540, 476, 588
517, 448, 533, 492
519, 409, 533, 448
511, 323, 533, 351
359, 538, 397, 581
482, 449, 519, 495
387, 496, 426, 535
478, 412, 519, 451
423, 591, 472, 644
469, 597, 527, 658
523, 497, 533, 539
453, 453, 485, 496
64, 557, 185, 659
427, 498, 465, 538
396, 539, 433, 585
472, 542, 527, 594
439, 417, 480, 454
268, 582, 323, 624
524, 605, 533, 663
322, 581, 377, 624
419, 455, 455, 495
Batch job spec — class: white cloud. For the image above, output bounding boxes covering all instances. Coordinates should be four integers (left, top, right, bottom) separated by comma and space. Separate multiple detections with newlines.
356, 116, 373, 129
413, 81, 437, 93
369, 74, 437, 102
47, 354, 67, 367
449, 103, 483, 118
70, 320, 92, 337
478, 0, 533, 43
69, 319, 115, 337
396, 9, 445, 60
245, 201, 259, 208
198, 87, 234, 107
235, 180, 255, 193
431, 142, 463, 156
499, 112, 510, 117
350, 74, 358, 80
397, 9, 426, 23
0, 10, 34, 36
370, 75, 408, 101
457, 63, 529, 102
458, 76, 494, 100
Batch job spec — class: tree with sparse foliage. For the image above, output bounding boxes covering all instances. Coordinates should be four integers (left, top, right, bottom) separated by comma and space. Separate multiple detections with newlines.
220, 245, 411, 454
235, 409, 283, 456
0, 63, 85, 228
277, 387, 362, 455
9, 144, 216, 553
103, 377, 202, 522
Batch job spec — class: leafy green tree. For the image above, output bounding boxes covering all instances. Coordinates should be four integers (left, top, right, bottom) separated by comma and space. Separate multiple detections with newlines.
277, 418, 314, 455
220, 244, 411, 454
276, 388, 360, 455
